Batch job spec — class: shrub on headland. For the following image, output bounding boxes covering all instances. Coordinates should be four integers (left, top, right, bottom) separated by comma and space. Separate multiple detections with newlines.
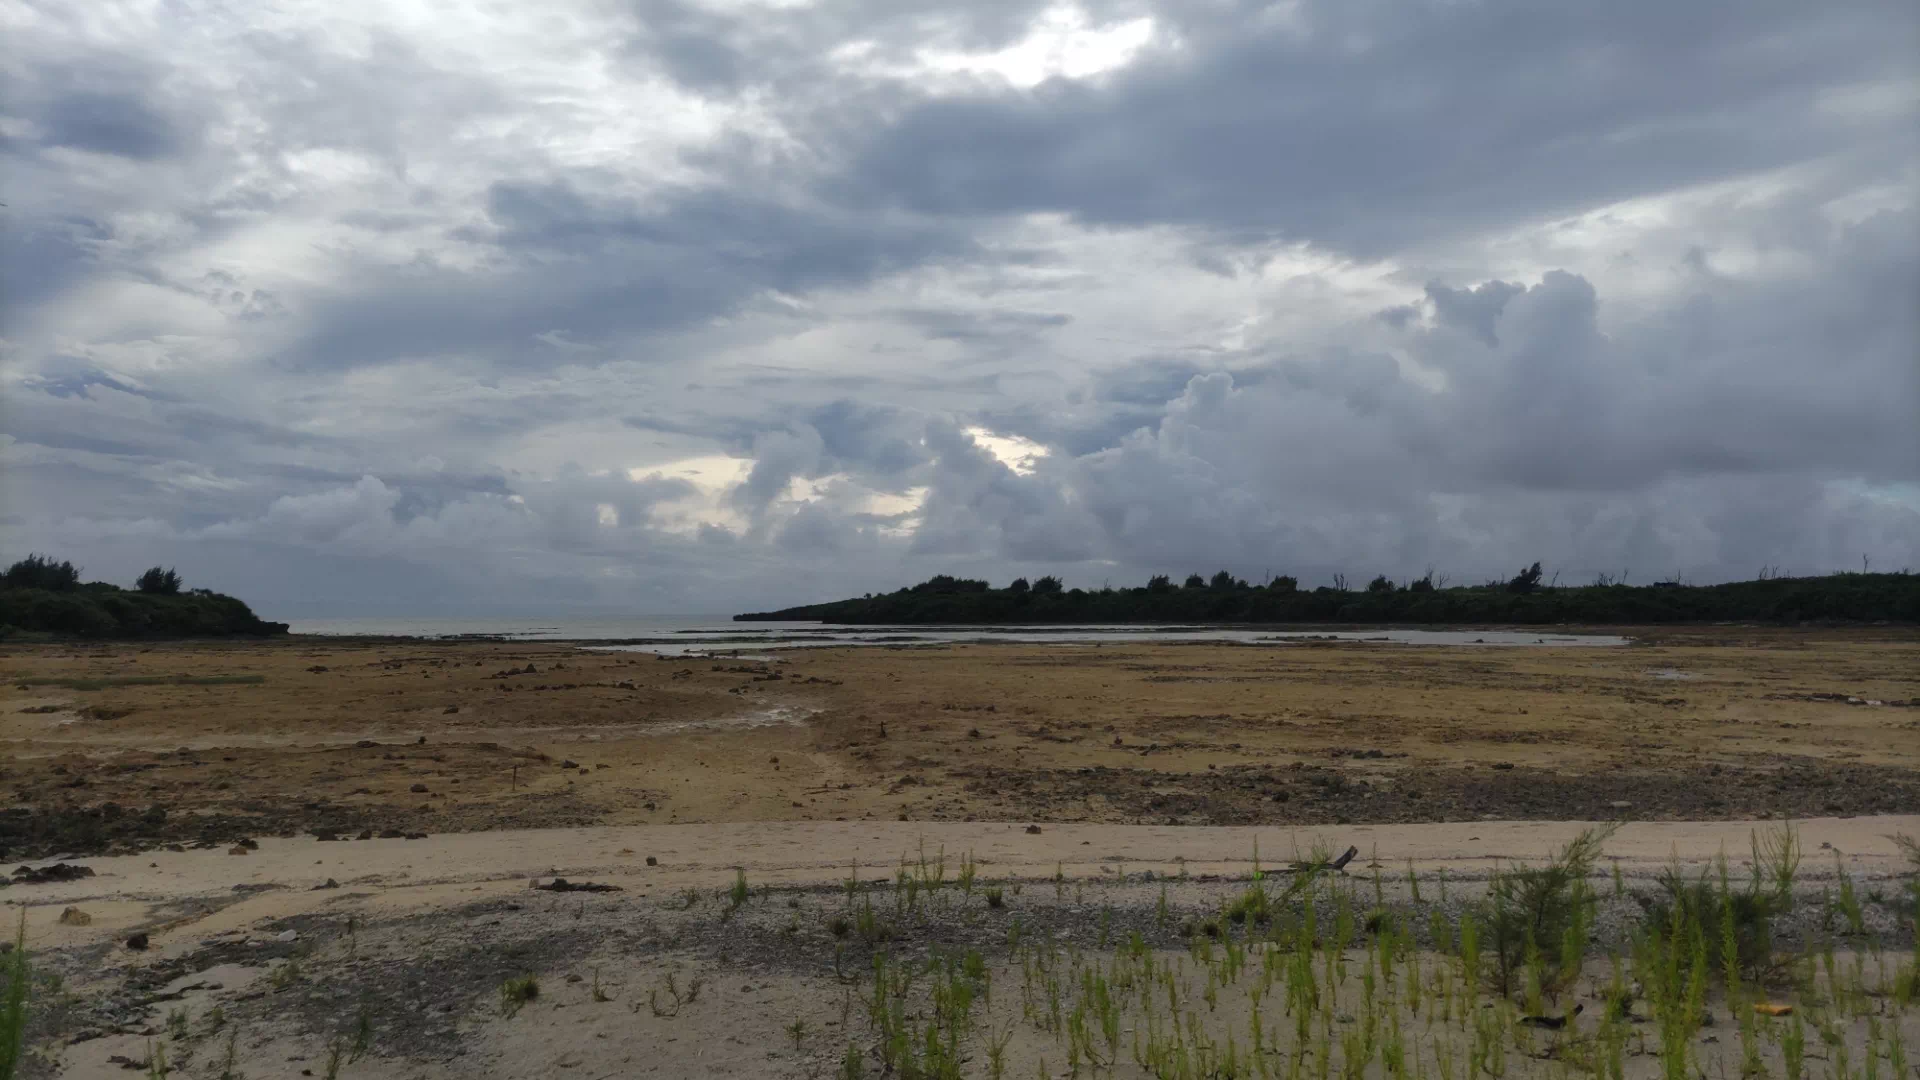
738, 565, 1920, 625
0, 556, 286, 640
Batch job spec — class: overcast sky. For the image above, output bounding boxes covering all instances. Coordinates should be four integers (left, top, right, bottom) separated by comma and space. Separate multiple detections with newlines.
3, 0, 1917, 618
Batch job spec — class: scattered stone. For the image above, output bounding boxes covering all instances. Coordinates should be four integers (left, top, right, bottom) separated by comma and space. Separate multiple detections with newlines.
1025, 824, 1043, 834
125, 932, 149, 950
645, 856, 658, 866
533, 878, 622, 893
57, 906, 91, 926
8, 862, 96, 885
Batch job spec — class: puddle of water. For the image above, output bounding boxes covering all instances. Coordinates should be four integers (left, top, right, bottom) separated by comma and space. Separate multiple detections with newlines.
587, 626, 1629, 655
640, 705, 817, 736
293, 615, 1628, 649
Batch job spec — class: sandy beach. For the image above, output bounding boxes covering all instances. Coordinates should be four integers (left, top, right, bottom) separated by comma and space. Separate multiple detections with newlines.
4, 629, 1918, 1078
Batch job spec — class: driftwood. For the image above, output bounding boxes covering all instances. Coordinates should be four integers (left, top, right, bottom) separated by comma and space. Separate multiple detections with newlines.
1288, 845, 1359, 873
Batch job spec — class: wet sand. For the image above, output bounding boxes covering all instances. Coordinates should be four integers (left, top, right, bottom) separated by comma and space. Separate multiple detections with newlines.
12, 816, 1919, 1080
4, 628, 1919, 1078
3, 628, 1918, 860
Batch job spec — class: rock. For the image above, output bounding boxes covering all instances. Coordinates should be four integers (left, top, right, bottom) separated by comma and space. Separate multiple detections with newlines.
228, 846, 250, 856
1025, 824, 1043, 834
645, 856, 658, 866
125, 932, 150, 950
1610, 800, 1632, 809
560, 760, 579, 769
533, 878, 622, 893
313, 878, 339, 890
57, 906, 91, 926
356, 829, 374, 840
410, 783, 429, 793
9, 862, 96, 885
275, 930, 299, 943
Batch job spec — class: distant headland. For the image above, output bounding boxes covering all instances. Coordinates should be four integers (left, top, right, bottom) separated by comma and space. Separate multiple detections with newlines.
0, 554, 288, 640
737, 565, 1920, 625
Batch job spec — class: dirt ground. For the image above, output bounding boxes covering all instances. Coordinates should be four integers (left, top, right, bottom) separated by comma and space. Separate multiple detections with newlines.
3, 628, 1919, 860
7, 818, 1918, 1080
4, 628, 1920, 1079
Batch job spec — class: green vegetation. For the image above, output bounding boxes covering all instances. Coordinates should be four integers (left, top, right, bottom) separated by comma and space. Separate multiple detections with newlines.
0, 553, 286, 640
1, 913, 26, 1080
806, 821, 1912, 1080
137, 567, 183, 595
498, 974, 540, 1017
737, 568, 1920, 625
1482, 825, 1613, 996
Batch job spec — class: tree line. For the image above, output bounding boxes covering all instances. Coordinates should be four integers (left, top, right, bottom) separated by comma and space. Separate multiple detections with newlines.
0, 554, 287, 639
738, 565, 1920, 625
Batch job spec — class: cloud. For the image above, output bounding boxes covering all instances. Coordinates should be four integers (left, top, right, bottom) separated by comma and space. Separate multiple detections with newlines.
1, 0, 1914, 616
828, 2, 1919, 255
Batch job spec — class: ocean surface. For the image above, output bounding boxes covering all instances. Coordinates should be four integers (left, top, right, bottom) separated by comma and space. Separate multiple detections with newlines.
288, 616, 1628, 652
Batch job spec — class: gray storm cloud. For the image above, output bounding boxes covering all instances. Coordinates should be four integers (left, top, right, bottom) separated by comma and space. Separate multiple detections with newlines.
2, 0, 1915, 616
